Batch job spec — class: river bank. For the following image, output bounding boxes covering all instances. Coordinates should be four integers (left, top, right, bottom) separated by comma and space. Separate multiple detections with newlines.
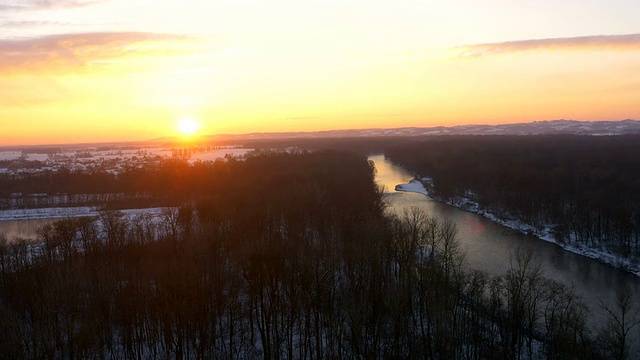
0, 207, 167, 243
395, 179, 640, 277
0, 206, 166, 222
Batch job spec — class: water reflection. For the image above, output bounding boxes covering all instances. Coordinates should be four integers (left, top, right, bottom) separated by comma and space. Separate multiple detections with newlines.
370, 154, 640, 330
0, 219, 55, 242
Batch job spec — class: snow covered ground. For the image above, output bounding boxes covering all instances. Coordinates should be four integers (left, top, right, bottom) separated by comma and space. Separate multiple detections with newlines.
394, 180, 429, 195
395, 179, 640, 277
187, 148, 251, 163
0, 151, 22, 160
0, 145, 251, 176
0, 206, 165, 221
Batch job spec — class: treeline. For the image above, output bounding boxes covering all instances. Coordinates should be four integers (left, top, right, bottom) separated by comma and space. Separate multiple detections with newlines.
0, 151, 636, 359
0, 140, 400, 210
0, 157, 252, 209
386, 135, 640, 260
241, 137, 409, 156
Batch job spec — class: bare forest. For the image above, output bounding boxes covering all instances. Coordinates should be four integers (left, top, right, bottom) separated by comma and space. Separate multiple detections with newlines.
0, 151, 637, 359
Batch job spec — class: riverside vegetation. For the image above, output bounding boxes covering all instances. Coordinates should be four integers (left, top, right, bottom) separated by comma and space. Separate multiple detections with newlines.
386, 135, 640, 266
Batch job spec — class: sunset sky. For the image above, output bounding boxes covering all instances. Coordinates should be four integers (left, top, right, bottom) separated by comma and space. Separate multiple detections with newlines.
1, 0, 640, 145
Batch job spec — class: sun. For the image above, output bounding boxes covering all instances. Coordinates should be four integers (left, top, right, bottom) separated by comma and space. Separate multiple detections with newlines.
177, 118, 200, 136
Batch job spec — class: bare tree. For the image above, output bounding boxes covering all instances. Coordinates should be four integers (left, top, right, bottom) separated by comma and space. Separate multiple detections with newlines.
598, 287, 640, 360
0, 233, 7, 276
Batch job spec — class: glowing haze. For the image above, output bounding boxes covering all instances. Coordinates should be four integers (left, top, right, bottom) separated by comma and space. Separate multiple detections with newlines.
1, 0, 640, 145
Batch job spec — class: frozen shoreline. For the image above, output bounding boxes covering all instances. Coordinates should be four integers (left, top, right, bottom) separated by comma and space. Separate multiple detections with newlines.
0, 206, 165, 222
395, 179, 640, 277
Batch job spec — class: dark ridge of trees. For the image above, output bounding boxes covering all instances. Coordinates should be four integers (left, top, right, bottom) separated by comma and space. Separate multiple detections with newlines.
385, 135, 640, 261
0, 156, 235, 209
0, 150, 634, 359
240, 136, 411, 156
0, 138, 399, 210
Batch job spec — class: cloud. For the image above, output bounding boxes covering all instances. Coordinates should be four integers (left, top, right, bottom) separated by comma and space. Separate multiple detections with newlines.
0, 0, 103, 11
0, 32, 194, 74
457, 34, 640, 57
0, 20, 67, 27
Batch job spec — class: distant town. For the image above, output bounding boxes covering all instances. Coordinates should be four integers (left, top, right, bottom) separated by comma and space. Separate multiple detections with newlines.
0, 144, 250, 177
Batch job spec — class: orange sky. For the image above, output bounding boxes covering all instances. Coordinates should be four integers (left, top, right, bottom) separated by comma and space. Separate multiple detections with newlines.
1, 0, 640, 145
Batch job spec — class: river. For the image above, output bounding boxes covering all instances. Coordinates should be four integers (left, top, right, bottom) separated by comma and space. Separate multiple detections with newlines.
0, 219, 57, 242
370, 154, 640, 332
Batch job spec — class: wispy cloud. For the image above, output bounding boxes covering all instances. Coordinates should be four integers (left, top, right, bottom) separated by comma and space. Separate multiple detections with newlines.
0, 20, 67, 27
457, 34, 640, 57
0, 32, 194, 74
0, 0, 103, 11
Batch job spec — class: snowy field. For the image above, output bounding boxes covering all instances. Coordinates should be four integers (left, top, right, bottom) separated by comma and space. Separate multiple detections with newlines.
0, 146, 252, 177
0, 206, 165, 222
0, 146, 249, 162
188, 148, 252, 163
0, 151, 22, 160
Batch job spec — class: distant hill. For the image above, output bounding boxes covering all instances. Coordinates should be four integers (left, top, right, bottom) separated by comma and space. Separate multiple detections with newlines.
5, 120, 639, 150
202, 119, 640, 142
